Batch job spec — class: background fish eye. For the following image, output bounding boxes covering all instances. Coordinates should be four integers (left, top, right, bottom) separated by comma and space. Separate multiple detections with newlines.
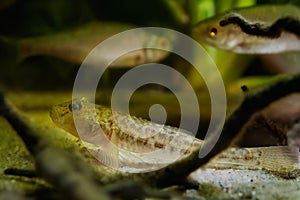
208, 26, 219, 37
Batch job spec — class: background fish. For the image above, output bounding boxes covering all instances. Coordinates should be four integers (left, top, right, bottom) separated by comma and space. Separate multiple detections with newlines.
192, 4, 300, 54
1, 21, 171, 68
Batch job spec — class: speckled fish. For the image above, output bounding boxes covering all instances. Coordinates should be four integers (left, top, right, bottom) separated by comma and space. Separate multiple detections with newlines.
192, 4, 300, 54
49, 97, 300, 173
50, 97, 201, 172
2, 21, 171, 67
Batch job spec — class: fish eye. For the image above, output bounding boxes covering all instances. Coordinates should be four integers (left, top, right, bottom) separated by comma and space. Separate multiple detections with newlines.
208, 26, 219, 37
68, 102, 82, 112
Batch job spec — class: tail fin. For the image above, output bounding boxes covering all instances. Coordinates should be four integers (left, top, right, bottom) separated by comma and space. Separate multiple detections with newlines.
207, 146, 299, 172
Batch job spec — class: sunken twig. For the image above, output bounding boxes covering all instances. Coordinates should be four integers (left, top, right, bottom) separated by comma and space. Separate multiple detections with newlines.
145, 73, 300, 187
1, 73, 300, 190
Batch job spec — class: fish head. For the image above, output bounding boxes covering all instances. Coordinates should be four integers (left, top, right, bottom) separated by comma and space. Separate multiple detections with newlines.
192, 14, 245, 51
49, 97, 101, 137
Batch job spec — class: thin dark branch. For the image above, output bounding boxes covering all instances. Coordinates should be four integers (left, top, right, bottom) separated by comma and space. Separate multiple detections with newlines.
1, 73, 300, 189
146, 73, 300, 187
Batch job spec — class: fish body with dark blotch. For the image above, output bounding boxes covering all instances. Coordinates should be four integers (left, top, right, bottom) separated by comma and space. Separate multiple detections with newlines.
2, 22, 171, 67
192, 4, 300, 54
50, 97, 300, 173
